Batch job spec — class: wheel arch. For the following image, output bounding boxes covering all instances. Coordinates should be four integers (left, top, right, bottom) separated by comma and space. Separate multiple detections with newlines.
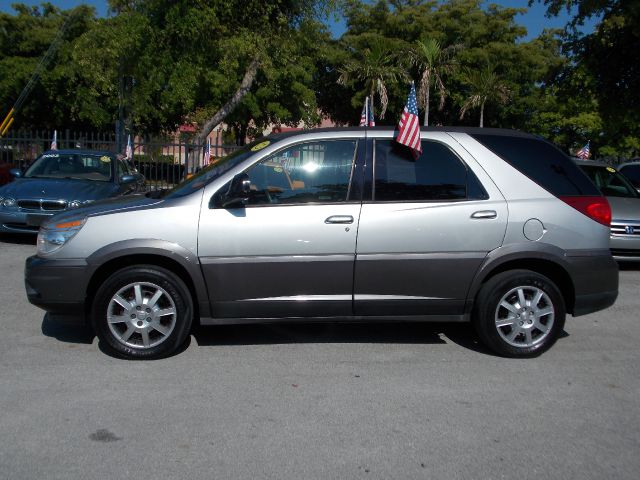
467, 247, 576, 317
84, 240, 210, 321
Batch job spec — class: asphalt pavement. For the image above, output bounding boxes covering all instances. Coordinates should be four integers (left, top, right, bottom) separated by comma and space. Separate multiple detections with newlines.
1, 235, 639, 479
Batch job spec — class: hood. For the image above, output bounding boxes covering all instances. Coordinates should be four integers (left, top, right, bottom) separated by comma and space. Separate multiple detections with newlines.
45, 193, 164, 225
607, 196, 640, 221
0, 177, 117, 201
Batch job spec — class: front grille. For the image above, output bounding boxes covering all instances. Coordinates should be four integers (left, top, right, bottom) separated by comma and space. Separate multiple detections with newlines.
17, 199, 67, 211
611, 221, 640, 236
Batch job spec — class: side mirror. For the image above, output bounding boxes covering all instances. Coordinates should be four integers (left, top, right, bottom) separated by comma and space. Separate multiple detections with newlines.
119, 174, 137, 184
220, 173, 251, 208
9, 168, 22, 178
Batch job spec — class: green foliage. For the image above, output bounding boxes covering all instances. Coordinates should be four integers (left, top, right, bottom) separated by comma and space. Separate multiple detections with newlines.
459, 65, 510, 127
0, 3, 98, 130
1, 0, 637, 157
532, 0, 640, 157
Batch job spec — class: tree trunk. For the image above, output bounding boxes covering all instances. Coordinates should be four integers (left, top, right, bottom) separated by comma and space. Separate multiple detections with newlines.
424, 88, 430, 126
195, 57, 260, 146
479, 99, 485, 128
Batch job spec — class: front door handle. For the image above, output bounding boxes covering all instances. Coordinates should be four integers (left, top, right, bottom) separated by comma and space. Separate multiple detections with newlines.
471, 210, 497, 219
325, 215, 354, 224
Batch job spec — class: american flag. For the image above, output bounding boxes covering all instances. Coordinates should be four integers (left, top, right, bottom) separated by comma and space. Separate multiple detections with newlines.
359, 96, 375, 127
125, 134, 133, 159
51, 130, 57, 150
576, 141, 590, 159
395, 83, 421, 158
204, 137, 211, 164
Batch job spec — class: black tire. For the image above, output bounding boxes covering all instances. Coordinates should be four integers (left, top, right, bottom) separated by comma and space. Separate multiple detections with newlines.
473, 269, 566, 358
92, 265, 193, 359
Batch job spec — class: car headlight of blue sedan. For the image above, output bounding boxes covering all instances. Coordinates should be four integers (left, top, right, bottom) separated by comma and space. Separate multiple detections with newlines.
1, 196, 16, 207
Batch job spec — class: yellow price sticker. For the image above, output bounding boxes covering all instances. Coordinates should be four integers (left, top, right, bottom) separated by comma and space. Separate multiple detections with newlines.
606, 166, 616, 173
251, 141, 270, 152
100, 156, 111, 163
273, 167, 283, 173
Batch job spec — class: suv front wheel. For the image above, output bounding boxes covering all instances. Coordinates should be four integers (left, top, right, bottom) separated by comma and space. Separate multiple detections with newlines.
92, 265, 193, 359
473, 269, 566, 357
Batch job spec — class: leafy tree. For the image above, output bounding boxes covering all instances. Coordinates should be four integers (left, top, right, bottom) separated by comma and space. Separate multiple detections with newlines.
459, 65, 510, 127
533, 0, 640, 157
337, 36, 406, 119
409, 38, 458, 126
0, 3, 98, 131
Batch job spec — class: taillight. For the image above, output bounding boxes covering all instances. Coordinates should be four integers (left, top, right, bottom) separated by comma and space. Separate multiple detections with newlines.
560, 196, 611, 227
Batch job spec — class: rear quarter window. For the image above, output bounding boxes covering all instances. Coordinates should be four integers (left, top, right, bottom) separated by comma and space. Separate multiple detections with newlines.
471, 134, 600, 196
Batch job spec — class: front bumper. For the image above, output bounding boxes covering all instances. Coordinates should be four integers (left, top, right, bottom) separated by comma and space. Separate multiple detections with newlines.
25, 255, 90, 324
1, 210, 53, 234
610, 234, 640, 262
566, 251, 618, 316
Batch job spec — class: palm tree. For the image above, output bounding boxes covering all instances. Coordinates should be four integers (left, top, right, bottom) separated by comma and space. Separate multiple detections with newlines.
337, 39, 405, 119
459, 65, 510, 128
410, 38, 459, 126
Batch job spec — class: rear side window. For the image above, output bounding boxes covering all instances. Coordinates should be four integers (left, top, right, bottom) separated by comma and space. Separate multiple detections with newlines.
472, 134, 600, 196
374, 140, 487, 201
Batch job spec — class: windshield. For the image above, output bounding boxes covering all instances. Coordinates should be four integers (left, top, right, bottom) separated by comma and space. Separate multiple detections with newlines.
161, 138, 274, 199
580, 165, 639, 198
25, 152, 113, 182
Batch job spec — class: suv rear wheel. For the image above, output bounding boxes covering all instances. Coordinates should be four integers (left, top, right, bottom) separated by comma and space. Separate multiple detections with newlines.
92, 265, 193, 359
473, 269, 566, 357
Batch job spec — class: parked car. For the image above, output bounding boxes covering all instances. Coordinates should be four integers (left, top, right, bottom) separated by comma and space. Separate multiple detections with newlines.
574, 159, 640, 262
25, 128, 618, 359
0, 149, 145, 234
618, 160, 640, 193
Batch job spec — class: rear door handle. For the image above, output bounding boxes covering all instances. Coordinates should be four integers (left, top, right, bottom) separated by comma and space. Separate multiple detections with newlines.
471, 210, 497, 219
325, 215, 354, 224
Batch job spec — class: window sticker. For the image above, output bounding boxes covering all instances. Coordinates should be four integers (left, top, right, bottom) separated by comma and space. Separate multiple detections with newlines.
251, 141, 270, 152
273, 167, 283, 173
606, 166, 616, 173
42, 153, 59, 158
100, 156, 111, 163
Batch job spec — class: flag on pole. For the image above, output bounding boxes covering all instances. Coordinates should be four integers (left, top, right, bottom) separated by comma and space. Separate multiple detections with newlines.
359, 96, 375, 127
204, 137, 211, 164
395, 82, 422, 158
125, 134, 133, 160
51, 130, 57, 150
576, 141, 590, 159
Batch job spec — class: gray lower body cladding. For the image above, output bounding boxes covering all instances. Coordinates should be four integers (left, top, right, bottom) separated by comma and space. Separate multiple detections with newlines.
565, 251, 618, 316
25, 248, 618, 326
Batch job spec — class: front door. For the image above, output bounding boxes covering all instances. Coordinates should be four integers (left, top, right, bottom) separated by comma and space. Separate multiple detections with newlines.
198, 138, 363, 319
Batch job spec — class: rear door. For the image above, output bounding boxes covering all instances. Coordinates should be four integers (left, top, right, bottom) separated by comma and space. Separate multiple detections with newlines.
198, 135, 365, 319
354, 132, 508, 317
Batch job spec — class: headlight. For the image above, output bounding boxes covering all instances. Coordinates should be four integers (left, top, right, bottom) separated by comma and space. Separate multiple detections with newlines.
1, 197, 16, 207
37, 218, 86, 255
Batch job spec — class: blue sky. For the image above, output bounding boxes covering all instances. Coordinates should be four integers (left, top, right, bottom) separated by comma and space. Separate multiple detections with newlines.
1, 0, 597, 41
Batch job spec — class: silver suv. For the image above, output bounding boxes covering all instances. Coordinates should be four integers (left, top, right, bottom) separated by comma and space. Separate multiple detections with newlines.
25, 127, 618, 359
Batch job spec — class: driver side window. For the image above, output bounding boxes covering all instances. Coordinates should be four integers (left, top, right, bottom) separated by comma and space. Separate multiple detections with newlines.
244, 140, 357, 205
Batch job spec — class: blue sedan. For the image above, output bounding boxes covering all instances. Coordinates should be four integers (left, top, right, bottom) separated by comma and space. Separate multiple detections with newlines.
0, 150, 145, 234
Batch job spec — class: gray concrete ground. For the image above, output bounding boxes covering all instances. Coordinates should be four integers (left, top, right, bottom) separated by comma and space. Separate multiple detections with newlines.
0, 235, 639, 480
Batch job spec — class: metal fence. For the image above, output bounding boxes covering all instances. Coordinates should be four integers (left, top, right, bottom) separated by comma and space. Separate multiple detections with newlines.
0, 129, 241, 190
